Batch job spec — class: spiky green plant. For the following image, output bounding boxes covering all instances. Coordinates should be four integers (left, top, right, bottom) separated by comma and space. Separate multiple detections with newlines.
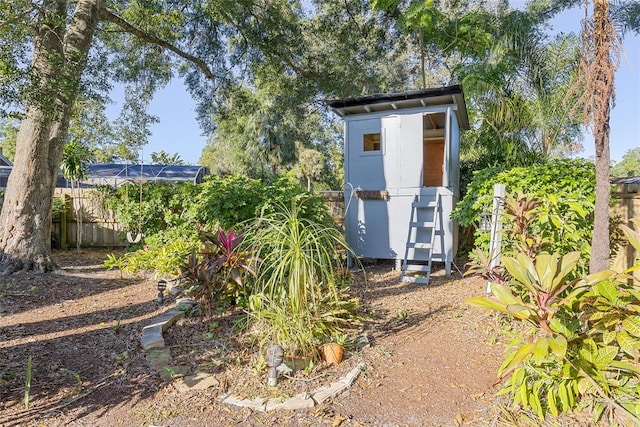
246, 196, 351, 312
244, 196, 360, 356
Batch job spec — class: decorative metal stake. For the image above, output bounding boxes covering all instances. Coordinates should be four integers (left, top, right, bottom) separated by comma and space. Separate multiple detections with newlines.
266, 344, 284, 386
157, 280, 167, 304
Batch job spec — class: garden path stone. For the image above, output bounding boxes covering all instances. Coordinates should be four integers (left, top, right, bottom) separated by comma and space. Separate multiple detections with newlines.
141, 324, 165, 350
311, 381, 348, 404
174, 373, 219, 392
340, 363, 365, 386
265, 394, 314, 410
145, 348, 172, 370
220, 395, 267, 411
141, 300, 194, 350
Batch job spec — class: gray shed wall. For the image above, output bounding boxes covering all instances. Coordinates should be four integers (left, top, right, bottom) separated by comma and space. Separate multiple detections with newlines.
342, 106, 460, 263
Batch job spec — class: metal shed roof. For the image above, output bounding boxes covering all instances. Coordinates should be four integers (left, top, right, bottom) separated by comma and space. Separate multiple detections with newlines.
327, 85, 470, 130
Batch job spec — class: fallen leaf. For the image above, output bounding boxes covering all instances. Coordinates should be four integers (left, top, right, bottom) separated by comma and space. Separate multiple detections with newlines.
401, 384, 413, 392
333, 415, 347, 427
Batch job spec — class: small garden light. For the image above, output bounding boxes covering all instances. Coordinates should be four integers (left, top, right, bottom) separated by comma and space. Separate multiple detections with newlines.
266, 344, 284, 386
479, 209, 492, 232
157, 280, 167, 304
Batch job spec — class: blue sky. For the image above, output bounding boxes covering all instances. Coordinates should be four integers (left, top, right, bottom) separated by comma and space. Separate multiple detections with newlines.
116, 5, 639, 166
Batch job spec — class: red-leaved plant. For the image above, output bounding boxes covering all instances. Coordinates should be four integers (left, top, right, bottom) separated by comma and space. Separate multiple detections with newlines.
181, 227, 257, 316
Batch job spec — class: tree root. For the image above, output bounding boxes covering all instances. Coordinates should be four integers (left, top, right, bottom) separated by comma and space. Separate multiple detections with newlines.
0, 253, 59, 275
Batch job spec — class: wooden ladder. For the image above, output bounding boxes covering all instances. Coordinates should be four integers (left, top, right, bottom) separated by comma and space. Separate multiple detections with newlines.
400, 193, 444, 284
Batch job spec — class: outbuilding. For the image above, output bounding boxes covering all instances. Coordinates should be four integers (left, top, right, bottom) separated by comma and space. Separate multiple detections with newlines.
328, 85, 469, 283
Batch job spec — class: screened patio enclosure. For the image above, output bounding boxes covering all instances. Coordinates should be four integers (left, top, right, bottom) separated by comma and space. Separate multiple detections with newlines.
75, 164, 209, 188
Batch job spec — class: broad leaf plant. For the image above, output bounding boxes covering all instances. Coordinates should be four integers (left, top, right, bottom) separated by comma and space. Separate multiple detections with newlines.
468, 203, 640, 425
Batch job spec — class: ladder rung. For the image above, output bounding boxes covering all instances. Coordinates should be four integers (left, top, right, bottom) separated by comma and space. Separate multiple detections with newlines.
410, 221, 436, 228
401, 194, 441, 287
412, 201, 438, 208
402, 265, 431, 272
407, 242, 432, 249
401, 276, 431, 284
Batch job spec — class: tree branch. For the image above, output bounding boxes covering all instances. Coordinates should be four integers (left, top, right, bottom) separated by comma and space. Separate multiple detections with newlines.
99, 8, 215, 80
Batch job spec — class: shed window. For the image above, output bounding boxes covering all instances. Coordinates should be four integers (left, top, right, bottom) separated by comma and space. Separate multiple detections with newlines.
363, 133, 381, 152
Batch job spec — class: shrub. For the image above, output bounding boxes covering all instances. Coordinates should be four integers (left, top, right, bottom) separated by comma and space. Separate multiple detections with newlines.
103, 226, 198, 278
104, 174, 335, 282
453, 159, 596, 269
244, 196, 360, 356
466, 218, 640, 424
179, 228, 258, 316
106, 182, 198, 239
182, 175, 265, 231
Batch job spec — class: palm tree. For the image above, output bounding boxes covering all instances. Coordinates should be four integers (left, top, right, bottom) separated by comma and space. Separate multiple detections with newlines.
60, 139, 92, 251
573, 0, 620, 273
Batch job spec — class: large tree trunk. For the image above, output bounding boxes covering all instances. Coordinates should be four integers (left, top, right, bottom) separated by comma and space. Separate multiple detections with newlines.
589, 0, 614, 273
0, 0, 102, 273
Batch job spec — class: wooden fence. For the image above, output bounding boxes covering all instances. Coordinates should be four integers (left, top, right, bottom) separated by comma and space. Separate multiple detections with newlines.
611, 179, 640, 280
52, 188, 124, 248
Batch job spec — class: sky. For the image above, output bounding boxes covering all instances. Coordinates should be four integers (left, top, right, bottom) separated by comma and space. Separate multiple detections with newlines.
113, 5, 639, 166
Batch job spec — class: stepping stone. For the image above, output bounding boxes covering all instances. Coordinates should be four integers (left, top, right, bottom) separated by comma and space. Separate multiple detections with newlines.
174, 372, 219, 392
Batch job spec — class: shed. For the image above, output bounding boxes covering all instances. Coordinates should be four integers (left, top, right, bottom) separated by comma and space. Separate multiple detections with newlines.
328, 85, 469, 283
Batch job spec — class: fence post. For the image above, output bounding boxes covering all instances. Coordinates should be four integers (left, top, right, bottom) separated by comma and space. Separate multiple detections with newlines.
61, 194, 69, 249
486, 184, 505, 295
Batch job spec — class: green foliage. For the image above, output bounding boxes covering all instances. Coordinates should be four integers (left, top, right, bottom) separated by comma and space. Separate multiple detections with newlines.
246, 196, 347, 313
453, 159, 596, 270
107, 181, 199, 238
179, 228, 257, 316
183, 175, 265, 232
292, 144, 325, 191
466, 218, 640, 424
455, 159, 595, 227
181, 174, 331, 233
61, 138, 92, 182
249, 287, 359, 357
611, 147, 640, 178
51, 196, 67, 220
245, 196, 360, 356
150, 150, 185, 165
68, 97, 115, 162
0, 117, 18, 161
104, 227, 198, 278
61, 138, 94, 250
104, 175, 331, 281
259, 176, 333, 224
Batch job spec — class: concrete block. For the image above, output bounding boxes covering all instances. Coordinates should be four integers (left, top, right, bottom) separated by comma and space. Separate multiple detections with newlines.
176, 298, 194, 309
340, 363, 365, 387
141, 324, 165, 350
267, 394, 314, 411
221, 395, 266, 412
162, 309, 185, 331
311, 381, 347, 404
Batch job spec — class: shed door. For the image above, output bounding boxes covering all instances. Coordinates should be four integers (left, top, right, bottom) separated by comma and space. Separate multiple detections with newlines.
423, 139, 444, 187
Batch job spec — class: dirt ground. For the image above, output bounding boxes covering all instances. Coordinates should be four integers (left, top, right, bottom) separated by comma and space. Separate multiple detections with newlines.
0, 249, 507, 427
